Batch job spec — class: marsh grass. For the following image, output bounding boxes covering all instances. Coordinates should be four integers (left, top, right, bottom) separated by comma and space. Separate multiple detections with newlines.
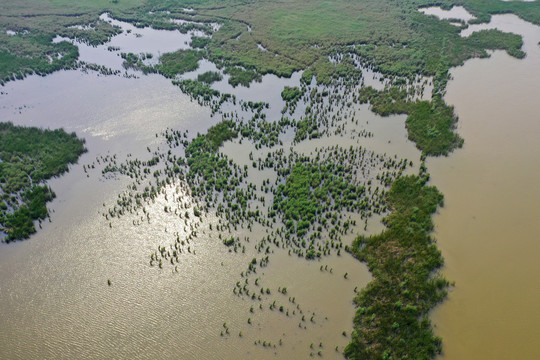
0, 122, 86, 241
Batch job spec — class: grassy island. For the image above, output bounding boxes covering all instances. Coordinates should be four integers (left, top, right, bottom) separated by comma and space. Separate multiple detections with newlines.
0, 122, 86, 242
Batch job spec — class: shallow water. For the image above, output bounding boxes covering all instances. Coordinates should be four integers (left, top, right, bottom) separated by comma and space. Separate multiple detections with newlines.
0, 70, 368, 359
53, 13, 206, 70
419, 6, 476, 22
429, 14, 540, 359
0, 15, 423, 359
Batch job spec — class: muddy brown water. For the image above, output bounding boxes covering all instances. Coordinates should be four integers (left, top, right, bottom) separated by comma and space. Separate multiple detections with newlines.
429, 14, 540, 360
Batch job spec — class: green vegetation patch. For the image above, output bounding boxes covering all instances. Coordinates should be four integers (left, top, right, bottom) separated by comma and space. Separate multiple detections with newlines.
224, 66, 261, 87
239, 114, 287, 148
0, 37, 79, 85
197, 70, 222, 84
190, 36, 210, 49
294, 116, 320, 143
156, 49, 203, 78
349, 13, 525, 77
406, 100, 463, 156
281, 86, 302, 103
311, 55, 363, 85
184, 120, 240, 195
270, 149, 406, 260
345, 175, 448, 359
176, 0, 528, 80
173, 79, 219, 102
4, 0, 538, 355
57, 19, 122, 46
0, 122, 86, 242
460, 0, 540, 26
2, 185, 55, 242
121, 52, 155, 74
274, 160, 365, 236
0, 0, 533, 86
358, 86, 463, 156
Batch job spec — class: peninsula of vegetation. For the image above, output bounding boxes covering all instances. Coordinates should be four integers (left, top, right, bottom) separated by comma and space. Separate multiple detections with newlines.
2, 0, 538, 358
0, 122, 86, 242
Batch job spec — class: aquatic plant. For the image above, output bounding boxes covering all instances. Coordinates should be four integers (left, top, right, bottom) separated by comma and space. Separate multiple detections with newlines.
0, 122, 86, 242
357, 86, 463, 155
197, 71, 222, 84
345, 175, 448, 359
156, 49, 203, 78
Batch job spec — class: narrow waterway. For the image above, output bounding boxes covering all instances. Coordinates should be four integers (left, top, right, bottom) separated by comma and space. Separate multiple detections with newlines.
429, 14, 540, 359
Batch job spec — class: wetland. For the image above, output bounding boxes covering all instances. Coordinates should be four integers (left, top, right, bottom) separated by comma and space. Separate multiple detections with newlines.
1, 1, 539, 359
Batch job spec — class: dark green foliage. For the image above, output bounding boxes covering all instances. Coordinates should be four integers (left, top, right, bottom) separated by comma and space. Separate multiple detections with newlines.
121, 52, 155, 74
467, 29, 525, 59
159, 0, 528, 83
273, 158, 364, 257
300, 68, 313, 84
224, 66, 261, 87
0, 122, 86, 241
174, 79, 220, 101
350, 14, 524, 77
265, 147, 406, 260
345, 175, 448, 360
184, 121, 240, 195
406, 99, 464, 156
4, 0, 536, 354
358, 86, 463, 155
2, 186, 55, 241
459, 0, 540, 28
57, 19, 121, 46
156, 49, 203, 78
239, 116, 289, 148
0, 0, 533, 86
274, 161, 365, 229
197, 71, 222, 84
294, 116, 320, 143
109, 10, 213, 34
203, 120, 238, 151
0, 122, 86, 193
357, 86, 410, 117
281, 86, 302, 103
311, 56, 362, 85
190, 36, 210, 49
0, 39, 79, 85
